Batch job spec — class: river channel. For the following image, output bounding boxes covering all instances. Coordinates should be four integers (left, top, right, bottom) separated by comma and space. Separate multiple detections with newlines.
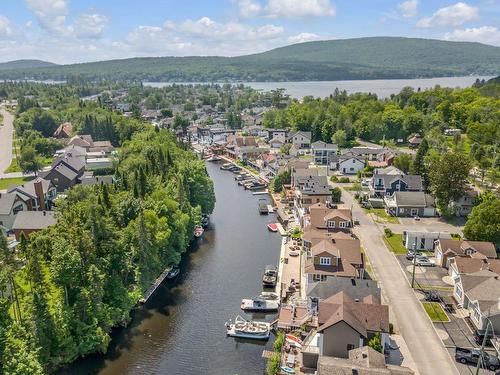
59, 162, 282, 375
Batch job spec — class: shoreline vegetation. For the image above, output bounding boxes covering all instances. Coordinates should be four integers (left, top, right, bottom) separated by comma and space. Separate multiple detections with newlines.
0, 93, 215, 373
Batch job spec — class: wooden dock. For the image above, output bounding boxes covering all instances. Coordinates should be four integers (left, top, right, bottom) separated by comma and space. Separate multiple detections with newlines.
139, 266, 172, 304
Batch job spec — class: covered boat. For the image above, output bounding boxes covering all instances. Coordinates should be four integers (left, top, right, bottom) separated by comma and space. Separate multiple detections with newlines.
225, 315, 271, 340
267, 223, 278, 232
166, 266, 180, 279
241, 298, 279, 312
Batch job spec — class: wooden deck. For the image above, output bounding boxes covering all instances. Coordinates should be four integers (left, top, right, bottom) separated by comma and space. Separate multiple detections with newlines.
139, 266, 172, 304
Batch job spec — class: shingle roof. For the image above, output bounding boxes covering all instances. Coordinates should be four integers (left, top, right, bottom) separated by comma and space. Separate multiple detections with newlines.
8, 177, 52, 199
437, 239, 496, 259
393, 192, 435, 207
307, 276, 380, 303
376, 174, 423, 191
0, 193, 18, 215
12, 211, 56, 230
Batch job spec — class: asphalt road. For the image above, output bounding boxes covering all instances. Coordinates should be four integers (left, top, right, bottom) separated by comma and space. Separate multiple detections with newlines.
341, 187, 460, 375
0, 108, 14, 174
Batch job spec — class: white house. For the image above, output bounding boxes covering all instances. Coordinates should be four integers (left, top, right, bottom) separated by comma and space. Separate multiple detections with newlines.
338, 156, 365, 175
403, 231, 451, 251
288, 131, 312, 150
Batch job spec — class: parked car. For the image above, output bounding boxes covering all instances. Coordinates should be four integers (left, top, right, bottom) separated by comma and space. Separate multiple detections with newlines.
474, 330, 493, 346
424, 290, 441, 302
415, 257, 435, 267
413, 215, 421, 221
406, 250, 417, 260
455, 347, 500, 371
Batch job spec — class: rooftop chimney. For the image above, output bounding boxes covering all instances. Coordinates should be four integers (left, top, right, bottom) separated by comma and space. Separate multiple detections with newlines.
34, 180, 46, 211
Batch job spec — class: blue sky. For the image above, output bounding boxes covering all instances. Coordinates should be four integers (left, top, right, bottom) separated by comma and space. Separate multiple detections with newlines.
0, 0, 499, 63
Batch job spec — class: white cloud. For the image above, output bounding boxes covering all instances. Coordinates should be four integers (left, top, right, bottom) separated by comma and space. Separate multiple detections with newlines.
397, 0, 418, 18
444, 26, 500, 46
25, 0, 69, 34
417, 2, 478, 28
236, 0, 335, 19
74, 13, 109, 39
287, 32, 321, 44
0, 15, 13, 36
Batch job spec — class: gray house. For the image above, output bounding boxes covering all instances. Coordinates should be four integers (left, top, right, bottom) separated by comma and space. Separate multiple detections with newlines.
370, 174, 423, 197
311, 141, 338, 167
384, 192, 436, 217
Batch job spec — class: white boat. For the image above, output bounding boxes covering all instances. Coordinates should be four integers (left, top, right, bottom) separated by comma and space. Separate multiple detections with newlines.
241, 298, 280, 312
259, 292, 279, 300
194, 225, 204, 238
225, 315, 271, 340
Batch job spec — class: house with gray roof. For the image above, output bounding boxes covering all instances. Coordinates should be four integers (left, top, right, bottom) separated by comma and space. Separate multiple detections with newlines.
12, 210, 57, 240
384, 191, 436, 217
0, 192, 28, 233
312, 141, 338, 167
453, 270, 500, 333
8, 177, 57, 211
337, 153, 365, 175
370, 174, 423, 197
295, 175, 332, 216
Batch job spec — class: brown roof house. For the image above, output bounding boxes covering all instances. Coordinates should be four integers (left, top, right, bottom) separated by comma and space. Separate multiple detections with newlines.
301, 291, 389, 366
316, 346, 414, 375
435, 239, 496, 269
408, 133, 423, 148
53, 122, 73, 139
12, 211, 57, 240
305, 203, 353, 231
453, 270, 500, 333
68, 135, 115, 153
304, 237, 365, 286
448, 257, 500, 280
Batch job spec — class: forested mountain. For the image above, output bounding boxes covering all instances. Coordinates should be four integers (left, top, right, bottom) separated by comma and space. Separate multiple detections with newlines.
0, 59, 56, 71
0, 37, 499, 82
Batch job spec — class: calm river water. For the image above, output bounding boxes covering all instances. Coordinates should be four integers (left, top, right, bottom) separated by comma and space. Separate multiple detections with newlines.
145, 76, 494, 99
60, 162, 281, 375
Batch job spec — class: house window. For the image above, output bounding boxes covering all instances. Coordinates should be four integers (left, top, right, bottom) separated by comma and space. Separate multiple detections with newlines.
313, 274, 327, 282
349, 167, 354, 171
13, 204, 24, 214
411, 208, 418, 216
339, 221, 347, 228
327, 220, 336, 228
319, 257, 331, 265
420, 238, 426, 249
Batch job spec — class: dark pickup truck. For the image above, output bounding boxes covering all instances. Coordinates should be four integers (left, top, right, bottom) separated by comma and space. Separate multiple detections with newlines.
455, 347, 500, 371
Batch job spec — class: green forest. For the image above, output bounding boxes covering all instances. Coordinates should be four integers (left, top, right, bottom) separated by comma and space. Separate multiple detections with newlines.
0, 37, 499, 82
0, 85, 215, 373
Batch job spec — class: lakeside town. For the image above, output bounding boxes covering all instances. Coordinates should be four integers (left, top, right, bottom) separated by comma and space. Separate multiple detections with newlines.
0, 76, 498, 375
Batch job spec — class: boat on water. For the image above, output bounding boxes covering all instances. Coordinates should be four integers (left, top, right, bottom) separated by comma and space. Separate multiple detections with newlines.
235, 173, 250, 181
194, 225, 204, 237
220, 163, 234, 170
166, 266, 180, 279
262, 265, 278, 287
241, 297, 280, 312
238, 177, 254, 185
267, 223, 278, 232
225, 315, 271, 340
259, 291, 279, 300
230, 166, 242, 173
201, 214, 210, 228
206, 155, 221, 162
245, 181, 267, 190
258, 199, 269, 214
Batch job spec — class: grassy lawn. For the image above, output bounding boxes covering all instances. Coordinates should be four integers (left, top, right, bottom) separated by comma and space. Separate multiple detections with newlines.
364, 208, 399, 224
0, 176, 34, 190
383, 234, 407, 254
5, 156, 53, 174
422, 302, 449, 322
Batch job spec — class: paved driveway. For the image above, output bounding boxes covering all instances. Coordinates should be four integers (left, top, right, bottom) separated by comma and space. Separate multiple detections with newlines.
341, 187, 459, 375
0, 108, 14, 174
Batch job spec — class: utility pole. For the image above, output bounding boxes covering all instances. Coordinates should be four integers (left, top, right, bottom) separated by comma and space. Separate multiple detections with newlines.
476, 319, 492, 375
411, 239, 417, 288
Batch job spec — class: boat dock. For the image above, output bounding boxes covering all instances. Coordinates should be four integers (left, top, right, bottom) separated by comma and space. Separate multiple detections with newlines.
267, 205, 274, 213
139, 266, 172, 304
252, 190, 269, 195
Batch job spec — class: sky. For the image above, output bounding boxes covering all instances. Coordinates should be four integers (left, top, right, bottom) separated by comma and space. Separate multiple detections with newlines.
0, 0, 499, 64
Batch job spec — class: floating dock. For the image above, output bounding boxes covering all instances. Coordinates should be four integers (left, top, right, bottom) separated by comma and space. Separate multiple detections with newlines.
267, 205, 274, 213
139, 266, 172, 304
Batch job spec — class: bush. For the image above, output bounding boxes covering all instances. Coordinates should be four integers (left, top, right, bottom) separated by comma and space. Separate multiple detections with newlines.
339, 177, 350, 183
331, 187, 342, 203
330, 175, 338, 182
384, 227, 393, 237
274, 332, 284, 352
266, 352, 280, 375
368, 333, 383, 353
451, 233, 461, 240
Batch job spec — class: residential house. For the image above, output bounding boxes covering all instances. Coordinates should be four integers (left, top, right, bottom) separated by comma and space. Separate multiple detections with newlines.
304, 238, 364, 283
370, 174, 423, 197
80, 174, 114, 186
12, 211, 57, 240
306, 291, 389, 359
225, 135, 268, 161
311, 141, 338, 167
209, 128, 236, 144
41, 155, 86, 192
384, 192, 436, 217
68, 135, 115, 154
288, 130, 312, 150
0, 193, 28, 232
408, 133, 423, 148
453, 270, 500, 333
295, 175, 332, 217
337, 153, 365, 175
269, 137, 285, 149
8, 178, 57, 211
266, 129, 288, 142
53, 122, 73, 139
373, 166, 403, 175
451, 186, 479, 217
292, 167, 319, 187
348, 147, 389, 161
305, 202, 353, 231
448, 257, 500, 280
316, 347, 414, 374
434, 239, 497, 269
402, 231, 452, 251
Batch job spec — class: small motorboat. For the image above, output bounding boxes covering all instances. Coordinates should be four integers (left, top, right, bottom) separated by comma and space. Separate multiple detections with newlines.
259, 199, 269, 214
267, 223, 278, 232
194, 225, 204, 238
285, 334, 303, 347
262, 265, 278, 287
280, 366, 296, 374
166, 266, 180, 279
225, 315, 271, 340
201, 214, 210, 228
241, 298, 280, 312
206, 155, 221, 162
220, 163, 233, 170
259, 292, 279, 300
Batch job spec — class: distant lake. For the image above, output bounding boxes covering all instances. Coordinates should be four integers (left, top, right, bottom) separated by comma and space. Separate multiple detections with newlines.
145, 76, 494, 99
